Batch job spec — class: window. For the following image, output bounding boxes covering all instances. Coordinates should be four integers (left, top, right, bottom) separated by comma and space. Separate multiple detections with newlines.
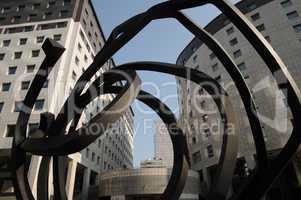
193, 55, 198, 63
1, 7, 10, 14
97, 156, 100, 165
25, 26, 34, 32
26, 65, 35, 73
251, 13, 260, 21
53, 34, 62, 41
78, 43, 82, 52
215, 76, 221, 83
226, 27, 234, 35
229, 38, 238, 46
28, 123, 39, 137
287, 11, 299, 20
85, 8, 89, 16
72, 71, 77, 80
6, 125, 16, 137
209, 53, 216, 60
60, 10, 69, 17
84, 55, 88, 62
28, 14, 37, 21
192, 151, 202, 163
47, 1, 56, 8
256, 24, 266, 32
8, 66, 17, 75
86, 148, 90, 158
43, 12, 52, 19
3, 40, 11, 47
0, 53, 4, 60
207, 145, 214, 158
63, 0, 71, 5
281, 0, 292, 8
92, 152, 95, 161
11, 16, 21, 23
19, 38, 27, 45
233, 50, 242, 59
36, 36, 45, 43
32, 3, 41, 10
0, 102, 4, 112
83, 19, 87, 27
17, 5, 26, 12
2, 82, 11, 91
14, 101, 23, 112
75, 56, 80, 65
237, 62, 246, 70
43, 80, 49, 88
34, 99, 45, 111
293, 24, 301, 33
14, 52, 22, 59
57, 22, 67, 28
21, 81, 30, 90
247, 3, 257, 11
212, 63, 219, 72
204, 128, 211, 137
90, 21, 94, 27
32, 50, 40, 57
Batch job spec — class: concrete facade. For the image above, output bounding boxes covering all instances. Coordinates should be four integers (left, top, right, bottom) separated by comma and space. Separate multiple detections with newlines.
176, 0, 300, 187
0, 0, 134, 199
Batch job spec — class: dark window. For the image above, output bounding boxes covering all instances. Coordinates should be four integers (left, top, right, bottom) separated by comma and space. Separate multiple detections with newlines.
6, 125, 16, 137
57, 22, 68, 28
43, 80, 49, 88
36, 36, 45, 43
238, 62, 246, 70
11, 16, 21, 23
53, 34, 62, 41
78, 43, 82, 51
2, 82, 11, 91
204, 128, 211, 137
192, 151, 202, 163
21, 81, 30, 90
85, 8, 89, 16
281, 0, 292, 8
226, 27, 234, 35
25, 26, 34, 32
32, 50, 40, 57
212, 63, 218, 72
3, 40, 11, 47
215, 76, 221, 83
86, 148, 90, 158
8, 66, 17, 75
44, 12, 52, 19
0, 53, 4, 60
26, 65, 35, 73
15, 52, 22, 59
19, 38, 27, 45
193, 55, 198, 63
256, 24, 266, 32
32, 3, 41, 10
63, 0, 71, 5
293, 24, 301, 33
247, 3, 257, 11
229, 38, 238, 46
209, 53, 216, 60
84, 55, 88, 62
14, 101, 23, 112
287, 11, 299, 20
72, 71, 77, 80
17, 5, 26, 12
60, 10, 69, 17
233, 50, 242, 58
0, 102, 4, 113
251, 13, 260, 21
34, 99, 45, 111
75, 57, 79, 65
47, 1, 56, 7
207, 145, 214, 158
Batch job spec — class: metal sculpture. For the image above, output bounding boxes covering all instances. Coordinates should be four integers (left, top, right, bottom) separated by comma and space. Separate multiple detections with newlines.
7, 0, 301, 200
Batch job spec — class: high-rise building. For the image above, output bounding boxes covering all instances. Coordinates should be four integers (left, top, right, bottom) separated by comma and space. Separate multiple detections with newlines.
154, 120, 174, 167
0, 0, 134, 199
177, 0, 300, 188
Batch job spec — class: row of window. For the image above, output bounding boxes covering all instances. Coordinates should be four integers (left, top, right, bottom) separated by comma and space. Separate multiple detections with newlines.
0, 50, 41, 60
0, 99, 45, 114
0, 79, 48, 92
0, 21, 67, 34
85, 148, 101, 164
0, 34, 61, 48
192, 144, 214, 163
0, 0, 72, 14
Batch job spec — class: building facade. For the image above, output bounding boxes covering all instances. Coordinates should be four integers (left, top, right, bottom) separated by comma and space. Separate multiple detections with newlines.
154, 120, 174, 167
176, 0, 300, 189
0, 0, 134, 199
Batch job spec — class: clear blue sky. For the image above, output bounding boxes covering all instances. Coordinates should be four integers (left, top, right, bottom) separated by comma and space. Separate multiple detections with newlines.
92, 0, 240, 167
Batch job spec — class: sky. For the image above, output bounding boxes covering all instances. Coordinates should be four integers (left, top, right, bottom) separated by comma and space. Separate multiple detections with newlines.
92, 0, 240, 167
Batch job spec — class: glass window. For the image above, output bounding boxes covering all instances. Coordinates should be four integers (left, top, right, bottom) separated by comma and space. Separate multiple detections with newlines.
86, 148, 90, 158
53, 34, 62, 41
92, 152, 95, 161
6, 125, 16, 137
287, 11, 299, 20
293, 24, 301, 33
281, 0, 292, 8
229, 38, 238, 46
0, 53, 4, 60
84, 55, 88, 62
193, 55, 198, 63
36, 36, 45, 43
14, 52, 22, 59
32, 3, 41, 10
226, 27, 234, 35
3, 40, 11, 47
32, 50, 40, 57
78, 43, 82, 52
26, 65, 35, 73
256, 24, 266, 32
14, 101, 23, 112
207, 145, 214, 158
209, 52, 216, 60
2, 82, 11, 91
21, 81, 30, 90
233, 50, 242, 58
0, 102, 4, 113
75, 56, 80, 65
17, 5, 26, 12
212, 63, 219, 72
43, 80, 49, 88
8, 66, 17, 75
238, 62, 246, 70
34, 99, 45, 111
19, 38, 27, 45
251, 13, 260, 21
47, 1, 56, 8
72, 71, 77, 80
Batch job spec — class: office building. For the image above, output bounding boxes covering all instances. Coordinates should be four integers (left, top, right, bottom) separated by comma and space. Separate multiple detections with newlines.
0, 0, 134, 199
